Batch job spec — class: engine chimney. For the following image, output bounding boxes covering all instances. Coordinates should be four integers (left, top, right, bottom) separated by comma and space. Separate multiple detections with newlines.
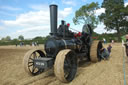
49, 5, 58, 36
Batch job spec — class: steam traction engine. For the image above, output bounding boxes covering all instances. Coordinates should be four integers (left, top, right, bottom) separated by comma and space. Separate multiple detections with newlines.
23, 5, 102, 82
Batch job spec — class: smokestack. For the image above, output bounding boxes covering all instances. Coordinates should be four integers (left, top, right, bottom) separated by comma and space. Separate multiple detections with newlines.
49, 5, 58, 36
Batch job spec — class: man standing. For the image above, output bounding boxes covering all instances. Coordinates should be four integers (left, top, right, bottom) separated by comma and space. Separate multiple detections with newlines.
103, 38, 106, 44
124, 34, 128, 56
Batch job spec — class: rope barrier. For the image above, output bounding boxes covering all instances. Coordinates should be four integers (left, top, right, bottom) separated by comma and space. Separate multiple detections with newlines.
122, 40, 126, 85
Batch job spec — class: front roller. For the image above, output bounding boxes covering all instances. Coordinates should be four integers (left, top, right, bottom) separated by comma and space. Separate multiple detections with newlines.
54, 49, 77, 83
90, 40, 103, 62
23, 49, 45, 76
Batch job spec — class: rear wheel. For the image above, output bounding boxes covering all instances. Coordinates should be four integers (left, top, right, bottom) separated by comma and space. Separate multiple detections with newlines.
23, 49, 45, 76
54, 49, 77, 83
90, 40, 102, 62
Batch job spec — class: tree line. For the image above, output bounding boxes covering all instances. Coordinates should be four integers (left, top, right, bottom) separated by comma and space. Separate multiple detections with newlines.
0, 35, 50, 46
0, 32, 120, 46
1, 35, 24, 41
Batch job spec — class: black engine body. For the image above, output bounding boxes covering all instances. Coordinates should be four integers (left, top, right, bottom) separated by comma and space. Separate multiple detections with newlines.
44, 5, 93, 59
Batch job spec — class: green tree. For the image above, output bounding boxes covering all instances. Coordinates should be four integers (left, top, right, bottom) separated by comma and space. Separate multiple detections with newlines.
13, 38, 18, 41
1, 37, 5, 41
1, 36, 11, 41
6, 36, 11, 41
99, 0, 127, 41
120, 5, 128, 33
18, 35, 24, 41
73, 2, 99, 29
33, 36, 43, 40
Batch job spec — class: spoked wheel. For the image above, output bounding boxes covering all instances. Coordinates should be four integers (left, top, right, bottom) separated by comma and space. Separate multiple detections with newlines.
23, 49, 45, 76
90, 40, 102, 62
54, 49, 77, 83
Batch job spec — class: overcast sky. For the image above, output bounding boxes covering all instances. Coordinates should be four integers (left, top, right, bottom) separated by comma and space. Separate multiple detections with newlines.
0, 0, 128, 39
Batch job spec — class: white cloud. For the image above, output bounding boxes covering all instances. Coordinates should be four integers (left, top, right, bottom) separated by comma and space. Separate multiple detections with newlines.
94, 23, 116, 34
0, 20, 5, 30
0, 26, 5, 30
2, 10, 49, 28
59, 7, 72, 19
0, 6, 21, 11
83, 8, 105, 16
16, 26, 49, 33
94, 23, 106, 34
2, 7, 72, 27
62, 0, 76, 6
125, 2, 128, 7
1, 6, 72, 38
95, 8, 105, 16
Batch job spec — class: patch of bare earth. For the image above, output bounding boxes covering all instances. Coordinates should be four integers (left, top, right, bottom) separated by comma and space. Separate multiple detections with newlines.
0, 43, 127, 85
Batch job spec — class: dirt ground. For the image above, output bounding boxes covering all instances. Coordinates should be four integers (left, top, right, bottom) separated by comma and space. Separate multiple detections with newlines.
0, 43, 128, 85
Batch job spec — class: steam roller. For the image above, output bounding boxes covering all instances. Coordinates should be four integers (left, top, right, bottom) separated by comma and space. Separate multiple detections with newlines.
23, 4, 103, 83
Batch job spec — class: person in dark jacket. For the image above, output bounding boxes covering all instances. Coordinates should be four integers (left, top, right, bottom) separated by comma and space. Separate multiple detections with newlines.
125, 44, 128, 56
98, 41, 111, 60
124, 43, 128, 56
124, 35, 128, 56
